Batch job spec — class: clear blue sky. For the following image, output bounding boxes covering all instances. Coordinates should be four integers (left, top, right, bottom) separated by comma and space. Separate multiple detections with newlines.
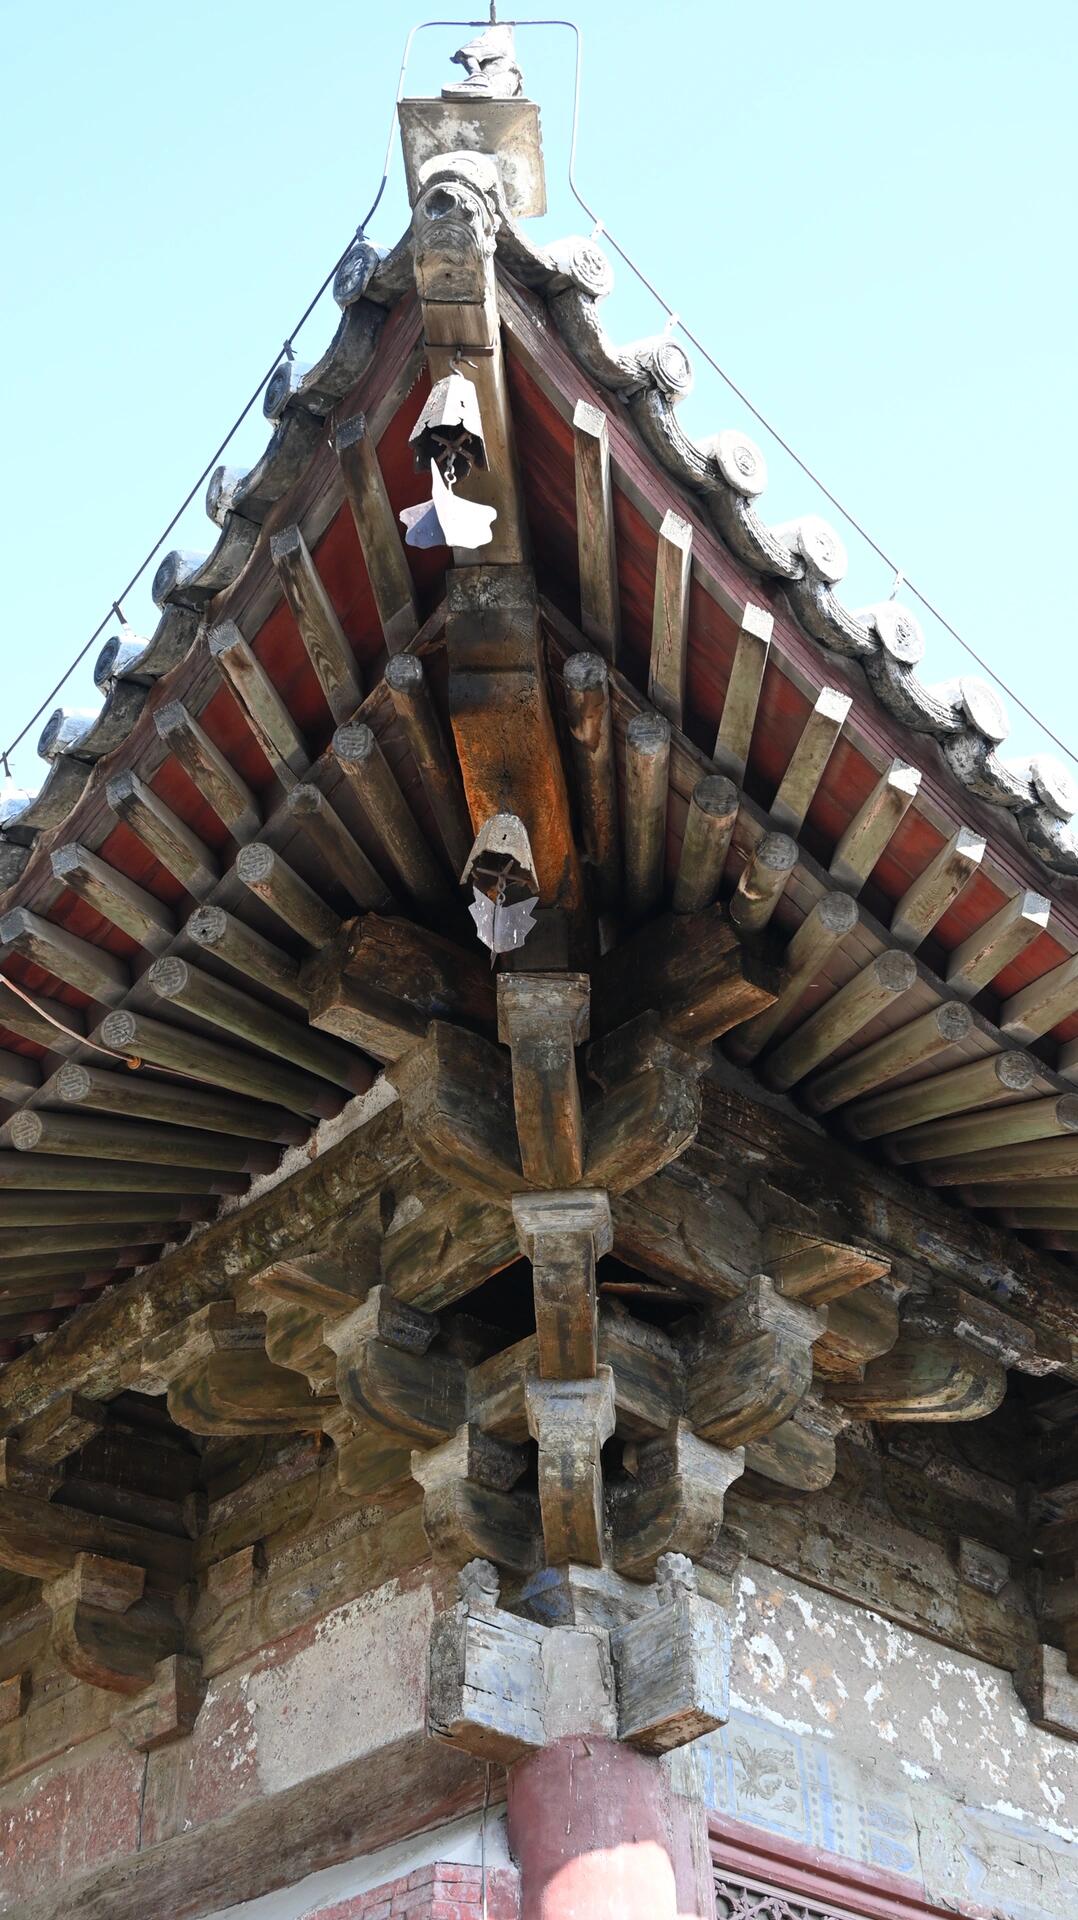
1, 1, 1075, 793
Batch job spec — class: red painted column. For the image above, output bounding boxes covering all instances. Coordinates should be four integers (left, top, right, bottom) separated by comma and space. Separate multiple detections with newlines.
507, 1734, 698, 1920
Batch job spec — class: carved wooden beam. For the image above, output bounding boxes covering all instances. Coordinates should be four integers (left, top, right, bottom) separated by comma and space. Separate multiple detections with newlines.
53, 1061, 307, 1146
388, 1021, 521, 1198
830, 1292, 1010, 1421
684, 1276, 822, 1447
728, 832, 797, 935
51, 843, 174, 955
147, 955, 366, 1095
726, 891, 859, 1065
623, 712, 670, 923
155, 702, 261, 843
0, 907, 128, 1007
804, 1001, 975, 1117
186, 904, 306, 1008
829, 760, 920, 892
763, 951, 917, 1090
712, 603, 772, 782
285, 782, 393, 911
43, 1552, 185, 1696
945, 890, 1051, 999
99, 1008, 344, 1120
594, 904, 779, 1046
890, 826, 986, 949
331, 722, 450, 908
106, 769, 218, 895
498, 973, 589, 1187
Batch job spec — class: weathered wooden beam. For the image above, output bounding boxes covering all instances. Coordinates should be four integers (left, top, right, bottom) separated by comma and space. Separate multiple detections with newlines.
572, 400, 620, 661
0, 907, 128, 1007
185, 905, 306, 1007
106, 769, 218, 896
335, 412, 419, 654
0, 1487, 190, 1586
769, 687, 851, 834
51, 844, 174, 955
526, 1370, 614, 1566
996, 1207, 1078, 1232
946, 890, 1052, 999
381, 1180, 516, 1314
763, 951, 917, 1091
285, 783, 393, 911
726, 892, 860, 1064
53, 1061, 306, 1146
155, 702, 261, 843
728, 832, 798, 935
326, 1287, 464, 1444
167, 1311, 331, 1438
6, 1109, 277, 1174
712, 603, 772, 782
98, 1008, 342, 1119
146, 956, 366, 1093
384, 654, 472, 877
563, 651, 621, 911
446, 566, 581, 910
270, 524, 362, 723
584, 1030, 702, 1193
685, 1276, 822, 1447
235, 842, 339, 946
388, 1022, 521, 1199
648, 510, 692, 727
844, 1047, 1035, 1140
595, 905, 778, 1045
0, 1192, 210, 1227
890, 1094, 1078, 1165
890, 826, 986, 949
831, 1295, 1008, 1422
1061, 1037, 1078, 1086
208, 621, 308, 786
623, 712, 670, 922
331, 723, 448, 907
0, 1151, 242, 1196
513, 1190, 611, 1380
305, 914, 495, 1061
0, 983, 85, 1054
672, 775, 738, 914
0, 1223, 180, 1258
958, 1179, 1078, 1212
760, 1225, 889, 1306
498, 973, 589, 1188
0, 1049, 39, 1103
803, 1000, 974, 1115
924, 1135, 1078, 1188
829, 760, 920, 892
1000, 953, 1078, 1044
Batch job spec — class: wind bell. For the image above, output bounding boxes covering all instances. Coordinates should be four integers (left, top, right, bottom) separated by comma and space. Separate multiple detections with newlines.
462, 813, 540, 960
399, 371, 497, 551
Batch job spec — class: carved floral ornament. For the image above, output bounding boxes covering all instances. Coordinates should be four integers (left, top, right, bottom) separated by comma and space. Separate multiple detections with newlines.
713, 1881, 860, 1920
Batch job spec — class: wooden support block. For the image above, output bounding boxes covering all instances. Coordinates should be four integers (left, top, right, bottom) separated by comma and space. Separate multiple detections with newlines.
844, 1046, 1034, 1140
573, 400, 620, 661
685, 1275, 822, 1447
0, 1673, 29, 1726
1000, 952, 1078, 1044
155, 702, 261, 842
325, 1286, 465, 1444
513, 1190, 612, 1379
208, 621, 308, 785
412, 1426, 536, 1575
99, 1008, 342, 1120
0, 907, 128, 1006
648, 510, 693, 726
235, 842, 339, 946
427, 1560, 546, 1760
727, 892, 859, 1064
744, 1393, 840, 1493
305, 913, 495, 1061
614, 1556, 730, 1755
0, 1487, 190, 1586
891, 1094, 1078, 1165
117, 1652, 205, 1753
804, 1000, 974, 1116
769, 687, 851, 834
1015, 1645, 1078, 1742
270, 523, 362, 723
563, 651, 621, 911
763, 951, 917, 1091
831, 1296, 1007, 1421
923, 1134, 1078, 1187
147, 956, 365, 1094
331, 722, 449, 906
672, 776, 738, 914
6, 1108, 277, 1175
728, 832, 798, 935
15, 1391, 106, 1465
595, 904, 778, 1046
812, 1284, 900, 1383
760, 1223, 889, 1305
285, 783, 393, 912
623, 711, 670, 922
336, 412, 419, 655
106, 769, 218, 896
384, 654, 472, 877
713, 603, 772, 782
186, 905, 306, 1007
526, 1369, 615, 1566
0, 1049, 39, 1102
53, 1061, 305, 1146
51, 844, 174, 955
585, 1044, 702, 1194
497, 973, 589, 1188
609, 1422, 743, 1579
946, 890, 1051, 999
829, 760, 921, 892
43, 1551, 187, 1696
381, 1184, 517, 1315
890, 826, 986, 949
388, 1022, 521, 1199
446, 565, 581, 910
